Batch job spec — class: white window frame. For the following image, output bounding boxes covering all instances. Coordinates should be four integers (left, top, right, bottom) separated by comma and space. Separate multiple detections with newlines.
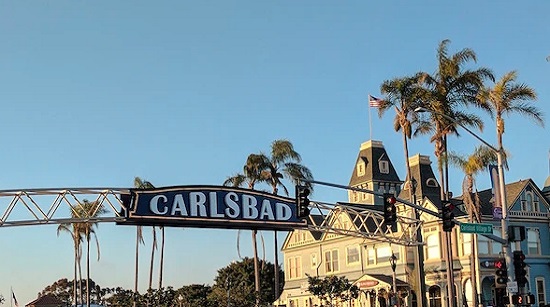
536, 277, 546, 306
325, 249, 339, 273
528, 228, 541, 255
379, 160, 389, 174
346, 245, 360, 265
287, 256, 302, 280
426, 234, 441, 259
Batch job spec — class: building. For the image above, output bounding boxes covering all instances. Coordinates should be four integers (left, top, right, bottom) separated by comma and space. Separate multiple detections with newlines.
276, 140, 550, 307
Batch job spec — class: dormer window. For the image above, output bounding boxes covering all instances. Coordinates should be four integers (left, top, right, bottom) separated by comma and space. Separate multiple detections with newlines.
379, 160, 389, 174
357, 161, 365, 176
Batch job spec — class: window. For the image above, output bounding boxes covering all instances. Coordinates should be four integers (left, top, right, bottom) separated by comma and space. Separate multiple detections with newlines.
379, 160, 389, 174
311, 253, 317, 268
478, 235, 489, 254
357, 162, 365, 176
536, 278, 546, 305
366, 246, 375, 265
462, 233, 472, 256
287, 256, 302, 279
429, 286, 442, 307
528, 228, 541, 255
377, 245, 392, 263
426, 235, 441, 259
347, 245, 360, 265
325, 249, 339, 273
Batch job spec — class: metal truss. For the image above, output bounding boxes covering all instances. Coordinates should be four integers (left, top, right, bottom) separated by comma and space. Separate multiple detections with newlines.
304, 201, 423, 246
0, 187, 423, 246
0, 188, 129, 227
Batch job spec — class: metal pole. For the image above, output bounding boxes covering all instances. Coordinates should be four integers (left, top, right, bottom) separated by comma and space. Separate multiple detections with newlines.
497, 151, 512, 306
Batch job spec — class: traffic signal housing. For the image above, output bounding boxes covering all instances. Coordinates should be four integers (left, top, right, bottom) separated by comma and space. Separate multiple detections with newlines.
441, 201, 455, 232
494, 258, 507, 288
296, 185, 311, 219
383, 193, 397, 224
513, 250, 528, 287
512, 294, 535, 305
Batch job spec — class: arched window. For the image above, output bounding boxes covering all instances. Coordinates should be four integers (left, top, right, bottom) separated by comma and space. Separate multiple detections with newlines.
426, 235, 440, 259
429, 286, 442, 307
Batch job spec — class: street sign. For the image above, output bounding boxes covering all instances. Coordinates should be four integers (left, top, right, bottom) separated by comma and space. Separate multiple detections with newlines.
507, 281, 518, 293
460, 222, 493, 234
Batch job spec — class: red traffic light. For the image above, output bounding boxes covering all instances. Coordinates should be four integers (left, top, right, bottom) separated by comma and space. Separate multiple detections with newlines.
386, 196, 397, 205
494, 259, 505, 269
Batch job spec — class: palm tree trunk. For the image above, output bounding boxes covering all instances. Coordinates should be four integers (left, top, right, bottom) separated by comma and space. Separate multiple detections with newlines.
78, 248, 84, 307
274, 231, 280, 300
149, 226, 156, 290
86, 235, 91, 307
134, 227, 140, 307
74, 242, 78, 306
158, 227, 165, 289
252, 230, 260, 307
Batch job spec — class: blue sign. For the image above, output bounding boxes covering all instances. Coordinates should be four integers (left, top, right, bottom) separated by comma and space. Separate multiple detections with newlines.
120, 185, 307, 230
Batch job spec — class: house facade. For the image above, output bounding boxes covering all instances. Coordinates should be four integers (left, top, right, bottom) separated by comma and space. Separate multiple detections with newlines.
275, 140, 550, 307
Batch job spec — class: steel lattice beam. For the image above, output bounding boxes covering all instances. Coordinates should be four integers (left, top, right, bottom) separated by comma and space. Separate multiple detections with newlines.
0, 188, 129, 227
303, 201, 423, 246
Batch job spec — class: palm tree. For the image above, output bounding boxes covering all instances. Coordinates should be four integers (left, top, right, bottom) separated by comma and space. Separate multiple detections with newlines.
260, 139, 314, 300
378, 75, 427, 307
448, 145, 500, 307
224, 153, 270, 307
132, 177, 157, 296
77, 199, 106, 307
476, 70, 543, 153
417, 39, 494, 200
57, 219, 83, 306
379, 75, 425, 194
415, 39, 494, 307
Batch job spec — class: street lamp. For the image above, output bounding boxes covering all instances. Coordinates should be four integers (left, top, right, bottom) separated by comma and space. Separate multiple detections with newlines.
414, 107, 512, 304
389, 252, 398, 307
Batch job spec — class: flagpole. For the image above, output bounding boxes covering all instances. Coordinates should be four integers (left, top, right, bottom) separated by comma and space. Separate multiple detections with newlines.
368, 94, 373, 140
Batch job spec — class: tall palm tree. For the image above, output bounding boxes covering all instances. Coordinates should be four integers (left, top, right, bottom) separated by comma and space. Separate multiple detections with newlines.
448, 145, 500, 307
260, 139, 314, 300
224, 153, 270, 307
76, 199, 106, 307
476, 70, 543, 154
417, 39, 494, 200
379, 75, 425, 193
57, 219, 83, 306
133, 177, 157, 295
416, 39, 494, 307
378, 75, 427, 307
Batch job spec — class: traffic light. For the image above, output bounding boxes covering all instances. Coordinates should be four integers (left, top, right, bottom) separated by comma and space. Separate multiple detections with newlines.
494, 258, 508, 288
513, 250, 528, 287
383, 193, 397, 224
296, 185, 310, 219
441, 201, 455, 232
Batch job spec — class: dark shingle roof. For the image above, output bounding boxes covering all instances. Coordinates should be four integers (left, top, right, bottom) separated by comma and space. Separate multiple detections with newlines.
26, 295, 64, 306
349, 140, 402, 186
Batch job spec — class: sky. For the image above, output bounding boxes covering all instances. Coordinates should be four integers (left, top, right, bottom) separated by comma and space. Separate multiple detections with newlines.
0, 1, 549, 305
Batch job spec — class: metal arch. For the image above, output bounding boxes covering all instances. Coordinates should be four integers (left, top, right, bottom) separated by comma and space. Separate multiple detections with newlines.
0, 188, 130, 228
303, 201, 423, 246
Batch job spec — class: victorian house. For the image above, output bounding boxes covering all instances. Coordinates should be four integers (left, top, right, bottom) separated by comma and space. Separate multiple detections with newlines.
275, 140, 550, 307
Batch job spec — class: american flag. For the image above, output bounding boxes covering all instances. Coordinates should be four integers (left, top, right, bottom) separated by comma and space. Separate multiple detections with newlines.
368, 95, 383, 108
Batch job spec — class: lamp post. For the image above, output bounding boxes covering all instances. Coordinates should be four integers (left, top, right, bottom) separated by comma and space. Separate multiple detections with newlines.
389, 252, 398, 307
414, 107, 512, 305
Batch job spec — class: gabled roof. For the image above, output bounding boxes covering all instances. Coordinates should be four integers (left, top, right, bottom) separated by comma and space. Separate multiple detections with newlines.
453, 179, 543, 216
26, 295, 64, 306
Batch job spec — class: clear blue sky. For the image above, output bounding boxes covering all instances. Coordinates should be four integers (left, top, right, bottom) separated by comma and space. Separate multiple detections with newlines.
0, 1, 549, 305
